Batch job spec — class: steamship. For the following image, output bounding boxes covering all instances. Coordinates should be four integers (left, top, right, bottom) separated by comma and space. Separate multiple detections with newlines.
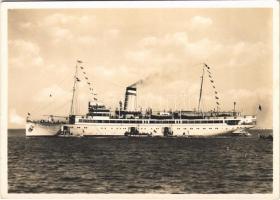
26, 61, 257, 137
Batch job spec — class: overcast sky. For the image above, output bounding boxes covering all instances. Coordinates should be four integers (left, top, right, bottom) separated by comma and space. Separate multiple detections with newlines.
8, 8, 273, 128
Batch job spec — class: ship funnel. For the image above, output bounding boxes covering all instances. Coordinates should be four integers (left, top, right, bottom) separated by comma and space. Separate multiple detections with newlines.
124, 86, 137, 111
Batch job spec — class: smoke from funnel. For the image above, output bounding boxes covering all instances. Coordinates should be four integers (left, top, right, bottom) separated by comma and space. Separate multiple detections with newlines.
129, 72, 160, 87
129, 79, 144, 87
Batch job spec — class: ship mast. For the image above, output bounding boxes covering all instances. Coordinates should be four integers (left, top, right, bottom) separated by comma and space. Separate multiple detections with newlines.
197, 64, 205, 112
70, 61, 79, 115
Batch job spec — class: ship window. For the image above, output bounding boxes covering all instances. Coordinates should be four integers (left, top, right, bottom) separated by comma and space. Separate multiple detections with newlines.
196, 128, 199, 130
225, 120, 239, 125
190, 128, 193, 130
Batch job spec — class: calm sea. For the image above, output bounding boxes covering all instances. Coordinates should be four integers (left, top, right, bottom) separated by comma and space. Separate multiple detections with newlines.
8, 129, 272, 193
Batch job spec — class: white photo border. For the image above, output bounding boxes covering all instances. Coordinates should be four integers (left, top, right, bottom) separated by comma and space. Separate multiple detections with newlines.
0, 1, 279, 199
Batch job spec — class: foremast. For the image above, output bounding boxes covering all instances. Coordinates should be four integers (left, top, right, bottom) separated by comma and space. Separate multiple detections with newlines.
197, 64, 205, 112
70, 60, 82, 115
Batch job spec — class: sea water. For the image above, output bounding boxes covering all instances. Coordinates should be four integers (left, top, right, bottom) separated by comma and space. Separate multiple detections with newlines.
8, 130, 272, 193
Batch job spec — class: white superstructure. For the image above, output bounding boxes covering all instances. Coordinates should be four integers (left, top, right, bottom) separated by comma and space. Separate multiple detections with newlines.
61, 114, 256, 137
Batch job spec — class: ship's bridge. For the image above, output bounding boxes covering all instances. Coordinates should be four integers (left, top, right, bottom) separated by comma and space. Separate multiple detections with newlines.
87, 101, 110, 119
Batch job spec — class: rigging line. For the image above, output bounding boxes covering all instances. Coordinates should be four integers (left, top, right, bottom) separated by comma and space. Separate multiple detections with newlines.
30, 85, 74, 116
29, 70, 74, 115
33, 98, 56, 116
29, 95, 56, 115
48, 102, 71, 115
56, 72, 74, 89
29, 101, 46, 115
47, 96, 72, 114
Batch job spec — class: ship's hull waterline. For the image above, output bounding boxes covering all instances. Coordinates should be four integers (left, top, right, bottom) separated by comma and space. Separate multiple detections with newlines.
25, 119, 255, 137
62, 123, 254, 137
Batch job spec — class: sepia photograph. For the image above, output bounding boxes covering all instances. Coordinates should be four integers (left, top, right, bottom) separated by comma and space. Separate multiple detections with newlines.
1, 1, 279, 198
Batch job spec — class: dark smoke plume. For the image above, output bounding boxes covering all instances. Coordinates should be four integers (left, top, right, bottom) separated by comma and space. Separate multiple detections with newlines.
129, 79, 144, 87
129, 72, 160, 87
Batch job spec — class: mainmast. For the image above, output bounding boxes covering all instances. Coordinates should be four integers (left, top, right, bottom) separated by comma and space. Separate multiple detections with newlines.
70, 60, 81, 115
197, 64, 205, 112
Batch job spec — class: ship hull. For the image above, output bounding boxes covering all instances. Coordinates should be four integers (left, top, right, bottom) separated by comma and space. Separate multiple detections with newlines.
25, 121, 62, 137
62, 122, 255, 137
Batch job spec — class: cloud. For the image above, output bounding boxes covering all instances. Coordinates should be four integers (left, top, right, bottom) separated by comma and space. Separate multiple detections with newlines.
126, 32, 190, 71
186, 38, 223, 60
42, 13, 93, 27
126, 49, 152, 63
9, 109, 25, 125
220, 88, 272, 128
129, 32, 219, 69
37, 13, 97, 44
190, 16, 213, 29
49, 27, 96, 45
228, 41, 269, 67
49, 27, 74, 43
77, 35, 96, 46
132, 31, 269, 73
139, 32, 188, 48
224, 88, 272, 100
105, 29, 120, 38
9, 39, 44, 68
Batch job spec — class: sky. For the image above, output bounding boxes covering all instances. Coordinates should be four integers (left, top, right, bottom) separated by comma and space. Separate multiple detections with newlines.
8, 8, 273, 128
